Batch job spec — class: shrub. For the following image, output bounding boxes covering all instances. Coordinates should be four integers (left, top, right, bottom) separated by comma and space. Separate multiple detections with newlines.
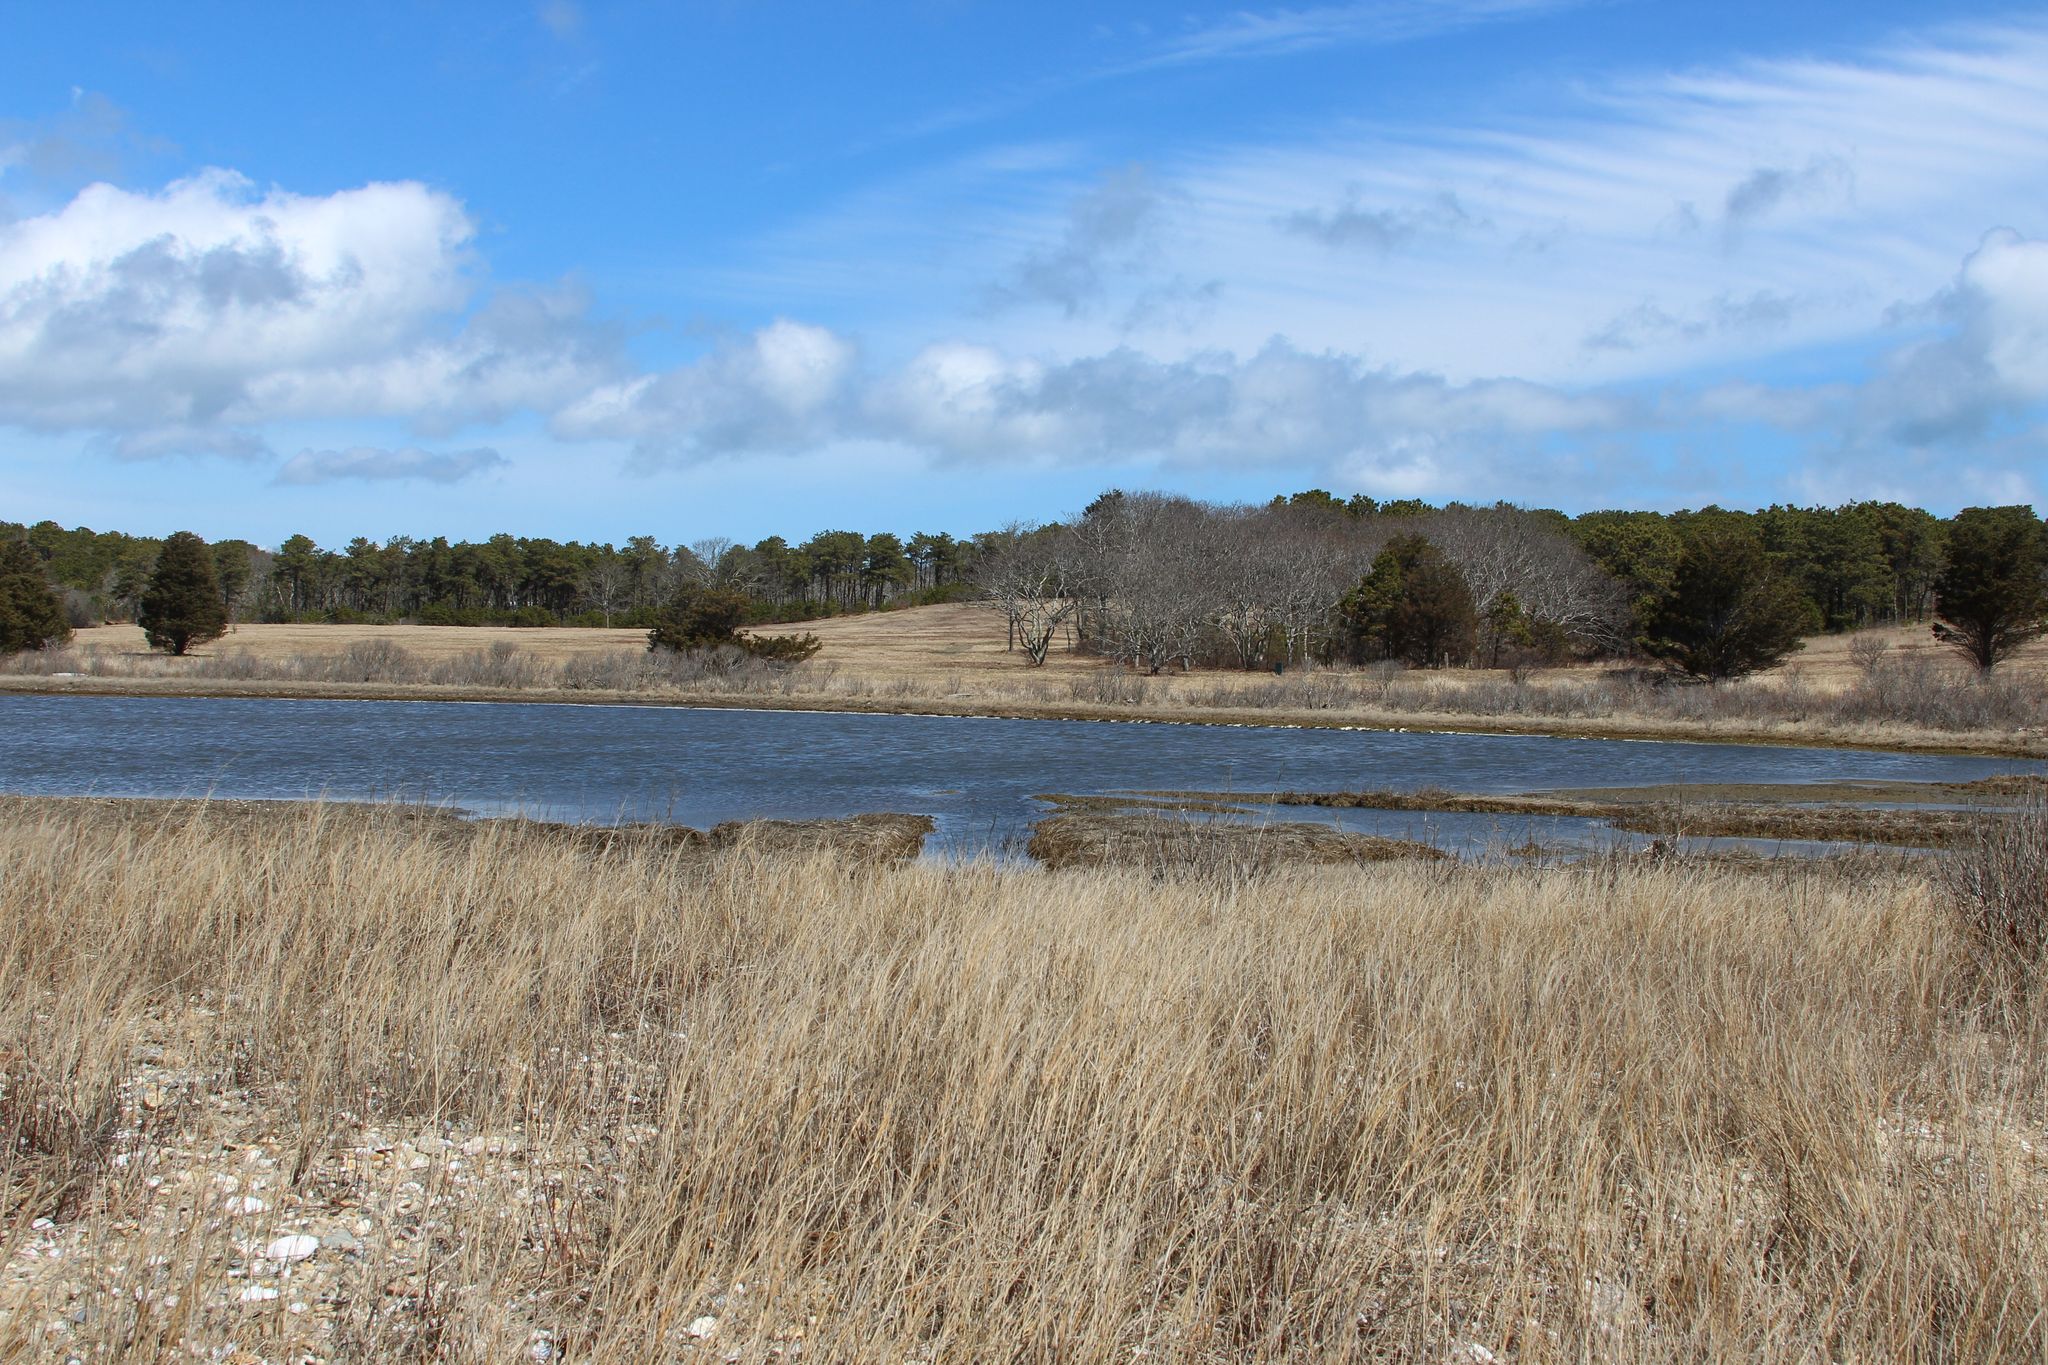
650, 586, 821, 664
741, 631, 822, 665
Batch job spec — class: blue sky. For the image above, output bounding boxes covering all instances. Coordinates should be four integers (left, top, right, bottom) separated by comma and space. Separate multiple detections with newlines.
2, 1, 2045, 546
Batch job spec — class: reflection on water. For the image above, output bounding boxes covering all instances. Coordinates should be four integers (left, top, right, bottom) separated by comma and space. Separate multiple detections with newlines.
1, 694, 2037, 856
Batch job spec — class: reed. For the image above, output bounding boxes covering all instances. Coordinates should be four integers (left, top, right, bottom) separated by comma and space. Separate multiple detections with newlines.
3, 798, 2044, 1360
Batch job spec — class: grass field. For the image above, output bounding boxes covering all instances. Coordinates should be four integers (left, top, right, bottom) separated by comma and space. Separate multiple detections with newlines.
8, 606, 2048, 755
2, 797, 2044, 1361
54, 607, 2033, 686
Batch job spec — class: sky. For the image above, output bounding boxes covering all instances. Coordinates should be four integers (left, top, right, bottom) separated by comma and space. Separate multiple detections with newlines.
2, 0, 2046, 547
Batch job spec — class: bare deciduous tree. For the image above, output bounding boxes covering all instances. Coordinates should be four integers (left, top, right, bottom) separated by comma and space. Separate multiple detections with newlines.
974, 524, 1077, 666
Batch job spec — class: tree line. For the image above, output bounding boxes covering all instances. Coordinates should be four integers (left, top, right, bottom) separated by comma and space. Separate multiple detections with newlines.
1, 524, 978, 630
3, 491, 2043, 676
963, 491, 2043, 678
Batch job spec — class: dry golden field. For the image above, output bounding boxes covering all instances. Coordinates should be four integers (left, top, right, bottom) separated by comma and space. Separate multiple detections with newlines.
65, 608, 2039, 687
3, 797, 2046, 1362
10, 607, 2047, 755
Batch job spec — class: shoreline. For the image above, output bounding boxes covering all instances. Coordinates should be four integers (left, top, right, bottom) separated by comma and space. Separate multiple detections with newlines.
3, 670, 2044, 759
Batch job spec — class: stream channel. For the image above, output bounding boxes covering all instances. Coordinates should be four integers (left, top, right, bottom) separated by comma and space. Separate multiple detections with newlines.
2, 694, 2040, 858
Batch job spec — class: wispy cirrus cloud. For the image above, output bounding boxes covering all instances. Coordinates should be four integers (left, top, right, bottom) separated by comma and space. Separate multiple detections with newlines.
863, 0, 1587, 150
1125, 0, 1582, 72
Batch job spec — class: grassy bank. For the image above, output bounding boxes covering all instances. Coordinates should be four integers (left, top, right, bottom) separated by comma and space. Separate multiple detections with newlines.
4, 799, 2045, 1361
1101, 776, 2048, 850
4, 611, 2046, 756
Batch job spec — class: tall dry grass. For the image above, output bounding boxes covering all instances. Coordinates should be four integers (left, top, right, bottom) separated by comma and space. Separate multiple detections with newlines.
2, 800, 2046, 1361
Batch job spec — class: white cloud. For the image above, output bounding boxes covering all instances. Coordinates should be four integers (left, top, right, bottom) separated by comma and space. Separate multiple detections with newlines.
0, 170, 621, 442
275, 445, 508, 486
0, 170, 471, 430
1856, 227, 2048, 446
568, 321, 1633, 483
553, 319, 855, 460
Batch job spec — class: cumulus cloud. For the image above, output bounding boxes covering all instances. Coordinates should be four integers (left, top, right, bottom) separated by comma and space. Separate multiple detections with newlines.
561, 319, 1634, 476
0, 170, 471, 430
0, 169, 623, 444
1858, 228, 2048, 446
274, 445, 508, 486
553, 319, 856, 460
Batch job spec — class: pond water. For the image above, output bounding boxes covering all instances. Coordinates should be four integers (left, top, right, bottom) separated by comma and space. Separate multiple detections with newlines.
2, 695, 2037, 856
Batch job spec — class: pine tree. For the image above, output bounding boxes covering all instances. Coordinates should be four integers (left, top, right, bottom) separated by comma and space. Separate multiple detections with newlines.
0, 538, 72, 653
1640, 523, 1811, 681
1338, 535, 1477, 668
1933, 506, 2048, 672
138, 531, 228, 655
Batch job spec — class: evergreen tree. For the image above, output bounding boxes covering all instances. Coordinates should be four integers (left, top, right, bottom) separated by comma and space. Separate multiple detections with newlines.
213, 540, 256, 620
1933, 506, 2048, 671
647, 585, 754, 650
138, 531, 228, 655
1640, 523, 1811, 680
647, 585, 819, 662
1340, 535, 1478, 668
0, 538, 72, 653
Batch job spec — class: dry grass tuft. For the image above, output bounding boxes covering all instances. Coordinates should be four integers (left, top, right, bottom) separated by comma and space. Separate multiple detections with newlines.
1028, 809, 1448, 872
3, 799, 2046, 1361
1937, 791, 2048, 978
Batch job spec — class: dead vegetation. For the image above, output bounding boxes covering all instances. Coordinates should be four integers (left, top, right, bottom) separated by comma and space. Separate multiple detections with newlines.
4, 798, 2047, 1360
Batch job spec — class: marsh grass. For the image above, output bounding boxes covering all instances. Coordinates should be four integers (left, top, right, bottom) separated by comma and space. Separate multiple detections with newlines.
3, 798, 2046, 1360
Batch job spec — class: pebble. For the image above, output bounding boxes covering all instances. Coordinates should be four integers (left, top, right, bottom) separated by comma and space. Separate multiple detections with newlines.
265, 1234, 320, 1263
687, 1315, 720, 1339
238, 1286, 280, 1303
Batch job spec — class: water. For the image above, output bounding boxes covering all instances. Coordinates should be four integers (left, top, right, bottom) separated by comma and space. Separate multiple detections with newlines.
3, 694, 2036, 856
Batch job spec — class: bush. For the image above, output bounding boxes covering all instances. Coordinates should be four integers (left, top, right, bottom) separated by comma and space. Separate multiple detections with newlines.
650, 587, 821, 664
742, 631, 822, 664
